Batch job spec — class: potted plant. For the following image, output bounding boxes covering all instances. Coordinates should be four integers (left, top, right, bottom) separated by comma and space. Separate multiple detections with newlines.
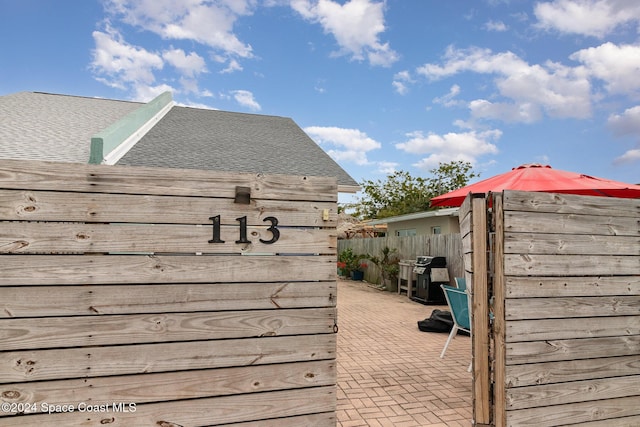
350, 262, 367, 281
338, 248, 366, 279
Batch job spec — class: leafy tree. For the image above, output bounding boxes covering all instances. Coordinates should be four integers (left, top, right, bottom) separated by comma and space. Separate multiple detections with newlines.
346, 161, 478, 220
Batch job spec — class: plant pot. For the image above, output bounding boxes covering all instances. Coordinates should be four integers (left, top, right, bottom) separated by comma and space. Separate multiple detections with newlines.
350, 270, 364, 281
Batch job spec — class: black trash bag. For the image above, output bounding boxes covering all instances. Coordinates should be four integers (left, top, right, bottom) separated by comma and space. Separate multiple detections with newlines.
417, 309, 453, 333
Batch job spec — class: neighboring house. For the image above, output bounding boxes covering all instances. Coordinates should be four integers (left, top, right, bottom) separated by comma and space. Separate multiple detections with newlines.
0, 91, 359, 193
365, 207, 460, 236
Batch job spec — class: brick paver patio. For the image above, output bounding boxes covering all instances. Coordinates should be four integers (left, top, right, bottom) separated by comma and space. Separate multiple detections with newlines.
337, 278, 472, 426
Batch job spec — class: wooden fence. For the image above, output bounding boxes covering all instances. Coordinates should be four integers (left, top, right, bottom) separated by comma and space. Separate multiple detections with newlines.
0, 159, 338, 426
337, 234, 463, 285
466, 190, 640, 426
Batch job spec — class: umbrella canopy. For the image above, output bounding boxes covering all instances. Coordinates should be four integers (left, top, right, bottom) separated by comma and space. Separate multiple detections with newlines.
430, 163, 640, 207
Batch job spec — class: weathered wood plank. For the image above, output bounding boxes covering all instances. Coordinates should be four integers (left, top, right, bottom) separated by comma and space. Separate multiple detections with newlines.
505, 355, 640, 387
0, 308, 335, 350
0, 282, 337, 318
506, 316, 640, 342
560, 414, 640, 427
492, 193, 507, 427
504, 211, 639, 236
0, 385, 336, 426
0, 254, 336, 285
506, 395, 640, 427
0, 189, 337, 225
506, 336, 640, 365
0, 158, 338, 201
0, 360, 335, 416
505, 276, 640, 298
504, 232, 639, 255
471, 195, 491, 425
506, 374, 640, 410
0, 334, 336, 382
220, 412, 336, 427
504, 254, 639, 276
505, 296, 640, 320
0, 222, 336, 255
502, 190, 640, 217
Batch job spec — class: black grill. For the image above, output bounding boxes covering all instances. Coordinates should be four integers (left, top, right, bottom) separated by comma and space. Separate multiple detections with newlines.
412, 256, 448, 304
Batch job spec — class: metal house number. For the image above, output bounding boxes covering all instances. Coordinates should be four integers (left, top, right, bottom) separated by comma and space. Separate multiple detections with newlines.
208, 215, 280, 244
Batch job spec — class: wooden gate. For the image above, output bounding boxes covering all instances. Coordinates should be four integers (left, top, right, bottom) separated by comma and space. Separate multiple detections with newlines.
465, 190, 640, 426
0, 159, 338, 426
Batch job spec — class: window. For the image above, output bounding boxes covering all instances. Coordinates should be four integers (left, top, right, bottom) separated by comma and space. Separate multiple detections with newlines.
396, 229, 417, 237
431, 226, 441, 235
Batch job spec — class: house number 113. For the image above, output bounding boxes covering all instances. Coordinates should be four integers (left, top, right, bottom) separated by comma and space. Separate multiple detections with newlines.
208, 215, 280, 244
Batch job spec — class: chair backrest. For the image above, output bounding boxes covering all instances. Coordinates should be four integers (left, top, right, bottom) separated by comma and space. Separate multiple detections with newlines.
454, 277, 467, 291
441, 285, 471, 331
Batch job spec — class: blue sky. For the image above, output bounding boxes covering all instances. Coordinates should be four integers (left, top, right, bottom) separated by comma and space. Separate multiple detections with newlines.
2, 0, 640, 194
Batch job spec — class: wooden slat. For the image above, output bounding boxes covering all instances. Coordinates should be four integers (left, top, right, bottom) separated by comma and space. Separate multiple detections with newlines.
0, 360, 335, 416
0, 385, 336, 427
221, 412, 336, 427
0, 189, 337, 225
502, 190, 640, 217
559, 414, 640, 427
0, 254, 336, 285
505, 232, 640, 255
506, 296, 640, 320
0, 282, 336, 318
0, 308, 335, 350
504, 254, 639, 276
506, 375, 640, 410
0, 222, 336, 254
506, 336, 640, 365
504, 211, 639, 236
506, 316, 640, 342
492, 193, 507, 427
505, 276, 640, 298
0, 158, 338, 201
471, 195, 490, 424
506, 355, 640, 387
0, 334, 336, 382
506, 395, 640, 427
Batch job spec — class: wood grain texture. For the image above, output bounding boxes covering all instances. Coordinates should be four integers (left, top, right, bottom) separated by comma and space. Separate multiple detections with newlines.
0, 334, 336, 382
0, 386, 336, 426
0, 158, 338, 201
0, 308, 335, 350
0, 254, 336, 285
0, 282, 337, 318
0, 360, 335, 416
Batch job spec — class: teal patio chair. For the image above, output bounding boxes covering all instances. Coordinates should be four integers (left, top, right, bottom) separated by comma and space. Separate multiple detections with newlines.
440, 284, 471, 365
454, 277, 467, 291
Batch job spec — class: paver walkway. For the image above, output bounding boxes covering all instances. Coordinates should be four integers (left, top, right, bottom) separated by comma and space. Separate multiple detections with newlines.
336, 279, 472, 427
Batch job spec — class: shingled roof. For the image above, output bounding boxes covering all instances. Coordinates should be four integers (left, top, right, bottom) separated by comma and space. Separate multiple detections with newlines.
118, 106, 358, 189
0, 91, 358, 191
0, 92, 142, 163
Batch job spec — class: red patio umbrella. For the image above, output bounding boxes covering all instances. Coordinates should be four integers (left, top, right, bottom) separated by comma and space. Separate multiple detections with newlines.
430, 163, 640, 207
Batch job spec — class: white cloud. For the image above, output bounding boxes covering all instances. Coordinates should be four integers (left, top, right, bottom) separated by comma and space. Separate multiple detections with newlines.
162, 48, 207, 77
433, 84, 463, 108
375, 161, 398, 174
91, 27, 174, 100
105, 0, 255, 58
290, 0, 398, 67
534, 0, 640, 38
231, 90, 261, 111
395, 129, 501, 170
304, 126, 382, 165
614, 148, 640, 164
392, 70, 413, 95
608, 105, 640, 136
570, 42, 640, 95
416, 46, 592, 122
484, 20, 508, 32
